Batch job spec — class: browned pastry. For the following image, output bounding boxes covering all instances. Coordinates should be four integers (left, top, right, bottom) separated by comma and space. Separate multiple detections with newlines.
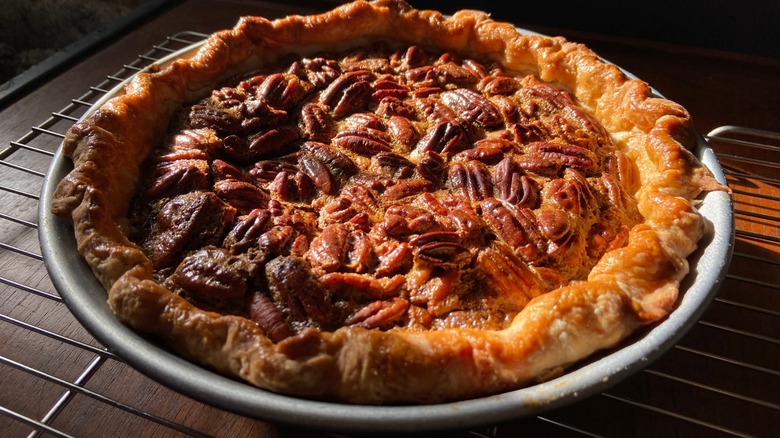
51, 0, 727, 404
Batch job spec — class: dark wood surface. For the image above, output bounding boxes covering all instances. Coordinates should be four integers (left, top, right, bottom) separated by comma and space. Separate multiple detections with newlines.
1, 1, 778, 436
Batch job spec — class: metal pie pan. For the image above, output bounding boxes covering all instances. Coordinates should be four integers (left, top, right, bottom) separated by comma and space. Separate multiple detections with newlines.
38, 37, 734, 433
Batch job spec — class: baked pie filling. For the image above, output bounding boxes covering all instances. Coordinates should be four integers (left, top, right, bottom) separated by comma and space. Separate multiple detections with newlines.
132, 44, 643, 338
51, 0, 727, 404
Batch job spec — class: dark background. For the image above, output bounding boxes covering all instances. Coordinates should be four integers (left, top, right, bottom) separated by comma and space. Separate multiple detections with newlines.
408, 0, 780, 59
0, 0, 151, 91
1, 0, 778, 103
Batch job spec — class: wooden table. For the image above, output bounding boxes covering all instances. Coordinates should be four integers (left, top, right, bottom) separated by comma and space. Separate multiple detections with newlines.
1, 1, 778, 436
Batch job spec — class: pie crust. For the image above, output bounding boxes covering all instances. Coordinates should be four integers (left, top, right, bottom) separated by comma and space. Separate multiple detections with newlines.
51, 0, 727, 404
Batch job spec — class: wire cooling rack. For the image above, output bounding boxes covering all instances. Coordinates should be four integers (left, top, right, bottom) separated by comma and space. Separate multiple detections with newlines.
1, 32, 779, 437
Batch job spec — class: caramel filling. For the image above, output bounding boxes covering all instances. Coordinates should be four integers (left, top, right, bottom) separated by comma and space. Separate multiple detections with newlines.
129, 43, 642, 340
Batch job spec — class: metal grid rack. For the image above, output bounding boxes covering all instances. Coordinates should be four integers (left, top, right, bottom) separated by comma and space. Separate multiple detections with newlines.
1, 32, 778, 437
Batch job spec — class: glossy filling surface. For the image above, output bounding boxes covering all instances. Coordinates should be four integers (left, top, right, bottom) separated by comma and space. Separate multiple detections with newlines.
129, 43, 643, 340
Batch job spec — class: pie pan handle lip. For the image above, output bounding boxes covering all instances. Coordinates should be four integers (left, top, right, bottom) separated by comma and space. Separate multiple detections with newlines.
37, 37, 735, 432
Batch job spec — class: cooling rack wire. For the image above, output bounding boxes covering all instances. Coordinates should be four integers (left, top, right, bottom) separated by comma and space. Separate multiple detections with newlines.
0, 31, 778, 437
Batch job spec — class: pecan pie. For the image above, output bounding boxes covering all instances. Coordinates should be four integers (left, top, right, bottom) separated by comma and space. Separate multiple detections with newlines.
51, 0, 727, 404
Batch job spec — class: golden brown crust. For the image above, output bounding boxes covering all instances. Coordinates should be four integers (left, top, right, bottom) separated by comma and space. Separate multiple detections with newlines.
52, 0, 727, 404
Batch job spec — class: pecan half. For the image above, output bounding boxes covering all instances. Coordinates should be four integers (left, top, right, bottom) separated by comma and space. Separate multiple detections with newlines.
416, 118, 473, 154
491, 95, 520, 124
298, 153, 336, 195
171, 247, 256, 301
247, 125, 302, 158
332, 128, 393, 155
342, 51, 392, 74
374, 152, 415, 179
250, 160, 299, 184
526, 141, 598, 174
300, 141, 358, 177
298, 102, 334, 143
165, 128, 222, 153
380, 204, 440, 238
350, 173, 395, 193
319, 70, 375, 118
267, 203, 317, 235
151, 148, 209, 164
265, 256, 334, 328
211, 159, 251, 183
381, 178, 434, 201
268, 170, 314, 201
462, 58, 489, 79
371, 77, 409, 102
143, 192, 236, 269
537, 209, 573, 256
343, 112, 386, 131
345, 229, 376, 273
521, 81, 575, 111
405, 65, 436, 83
415, 97, 457, 123
321, 197, 367, 229
473, 137, 518, 152
319, 272, 405, 300
478, 75, 520, 96
433, 62, 479, 87
476, 242, 544, 309
507, 205, 546, 262
345, 298, 409, 329
212, 86, 247, 108
224, 208, 271, 254
376, 96, 417, 118
494, 156, 539, 208
387, 115, 418, 150
213, 178, 270, 213
146, 159, 209, 199
375, 241, 413, 277
256, 73, 313, 110
390, 45, 428, 70
547, 169, 596, 216
238, 98, 288, 132
341, 183, 380, 218
515, 154, 561, 177
449, 160, 493, 203
246, 291, 292, 342
480, 198, 523, 247
416, 240, 472, 267
605, 150, 639, 194
412, 191, 449, 216
447, 203, 483, 244
408, 230, 460, 247
480, 198, 544, 262
512, 117, 549, 144
189, 105, 241, 134
301, 57, 341, 88
306, 223, 349, 273
258, 226, 297, 260
517, 80, 612, 149
440, 88, 503, 128
453, 147, 505, 165
595, 173, 633, 212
